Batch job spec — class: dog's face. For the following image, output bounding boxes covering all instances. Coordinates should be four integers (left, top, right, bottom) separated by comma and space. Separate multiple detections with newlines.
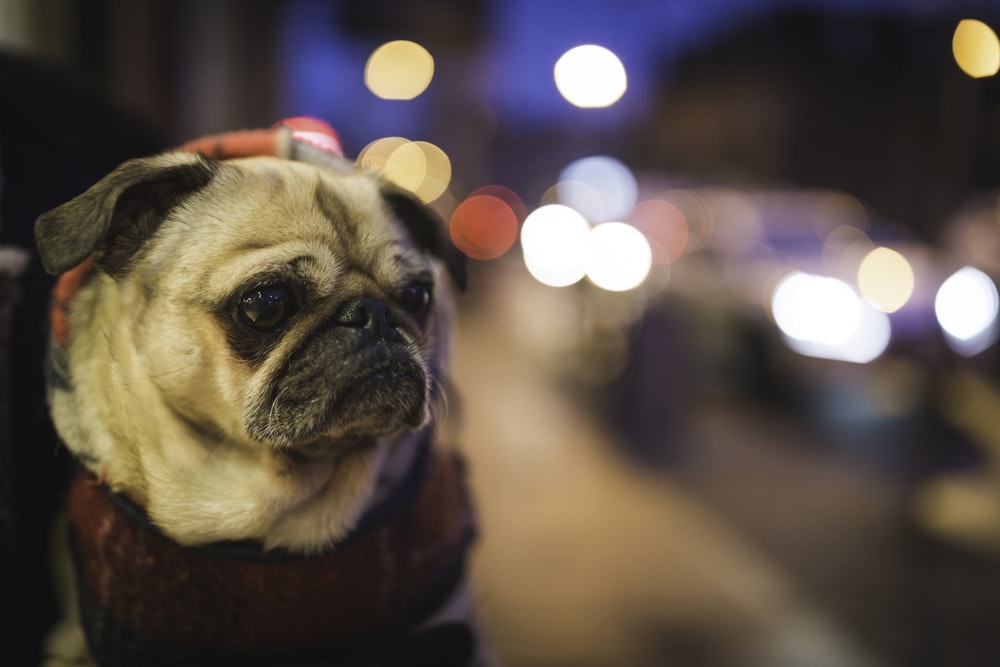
35, 152, 465, 550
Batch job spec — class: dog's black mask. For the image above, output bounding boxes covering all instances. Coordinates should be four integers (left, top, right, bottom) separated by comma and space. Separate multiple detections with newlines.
248, 294, 430, 448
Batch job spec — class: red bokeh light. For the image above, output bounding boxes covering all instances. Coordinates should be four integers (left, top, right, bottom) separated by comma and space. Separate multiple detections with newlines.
628, 199, 689, 264
450, 193, 520, 260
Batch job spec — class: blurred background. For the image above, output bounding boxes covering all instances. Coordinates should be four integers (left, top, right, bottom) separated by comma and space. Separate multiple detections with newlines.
4, 0, 1000, 665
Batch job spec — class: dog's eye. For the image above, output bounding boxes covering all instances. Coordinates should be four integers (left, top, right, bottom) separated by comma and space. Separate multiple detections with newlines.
239, 285, 297, 332
399, 282, 432, 318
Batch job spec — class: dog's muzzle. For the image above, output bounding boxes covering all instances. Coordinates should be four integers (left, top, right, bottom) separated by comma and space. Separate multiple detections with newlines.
335, 296, 403, 343
250, 296, 429, 446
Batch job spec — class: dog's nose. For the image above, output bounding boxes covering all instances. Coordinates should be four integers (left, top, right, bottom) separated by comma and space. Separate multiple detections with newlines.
335, 296, 400, 341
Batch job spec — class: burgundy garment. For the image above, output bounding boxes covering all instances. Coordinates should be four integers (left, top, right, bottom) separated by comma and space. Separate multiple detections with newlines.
66, 447, 475, 665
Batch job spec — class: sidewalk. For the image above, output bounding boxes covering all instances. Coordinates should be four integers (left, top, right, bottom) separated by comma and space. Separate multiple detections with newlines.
448, 265, 881, 667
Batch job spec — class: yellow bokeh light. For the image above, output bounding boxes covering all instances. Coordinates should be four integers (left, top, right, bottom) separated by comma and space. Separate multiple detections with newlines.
357, 137, 452, 203
953, 19, 1000, 79
365, 40, 435, 100
383, 140, 427, 194
357, 136, 408, 171
407, 141, 451, 203
554, 45, 627, 108
857, 247, 914, 314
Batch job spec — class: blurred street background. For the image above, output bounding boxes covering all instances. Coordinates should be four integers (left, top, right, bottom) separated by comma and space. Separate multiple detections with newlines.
4, 1, 1000, 665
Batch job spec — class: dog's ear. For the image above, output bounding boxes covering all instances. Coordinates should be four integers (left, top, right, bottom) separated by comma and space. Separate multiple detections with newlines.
380, 185, 467, 291
35, 153, 218, 277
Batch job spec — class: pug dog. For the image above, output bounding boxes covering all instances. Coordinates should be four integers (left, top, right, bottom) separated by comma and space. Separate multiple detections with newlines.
35, 142, 479, 666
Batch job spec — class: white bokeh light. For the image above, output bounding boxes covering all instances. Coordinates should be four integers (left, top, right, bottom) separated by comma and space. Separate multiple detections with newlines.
554, 45, 628, 108
521, 205, 591, 287
558, 156, 637, 222
771, 271, 890, 364
772, 273, 860, 346
586, 222, 652, 292
935, 266, 999, 355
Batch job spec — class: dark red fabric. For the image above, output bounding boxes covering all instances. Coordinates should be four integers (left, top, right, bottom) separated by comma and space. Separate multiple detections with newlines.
175, 129, 281, 161
50, 255, 92, 350
67, 448, 474, 658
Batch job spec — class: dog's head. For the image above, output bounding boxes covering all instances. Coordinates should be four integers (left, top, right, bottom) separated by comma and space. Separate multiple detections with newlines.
35, 151, 465, 548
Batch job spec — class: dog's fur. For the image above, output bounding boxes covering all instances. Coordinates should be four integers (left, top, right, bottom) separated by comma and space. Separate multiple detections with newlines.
35, 152, 471, 665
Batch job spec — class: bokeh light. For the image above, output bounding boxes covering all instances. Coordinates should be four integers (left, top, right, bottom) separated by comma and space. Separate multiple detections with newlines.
813, 192, 869, 237
857, 247, 915, 313
703, 189, 762, 255
406, 141, 451, 202
952, 19, 1000, 79
662, 189, 714, 253
356, 136, 407, 171
356, 137, 451, 202
450, 194, 520, 260
365, 40, 435, 99
521, 205, 591, 287
557, 156, 637, 222
586, 222, 652, 291
935, 266, 999, 355
554, 44, 628, 108
771, 271, 890, 364
470, 185, 527, 222
383, 141, 428, 196
822, 224, 875, 282
772, 272, 860, 347
831, 303, 891, 364
627, 199, 689, 264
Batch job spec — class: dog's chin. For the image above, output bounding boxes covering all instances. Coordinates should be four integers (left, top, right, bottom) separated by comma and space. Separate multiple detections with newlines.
253, 360, 431, 453
282, 399, 426, 458
280, 433, 376, 468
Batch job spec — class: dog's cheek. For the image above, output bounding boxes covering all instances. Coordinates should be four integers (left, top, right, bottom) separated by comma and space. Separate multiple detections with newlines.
138, 311, 250, 438
403, 316, 445, 430
425, 285, 454, 382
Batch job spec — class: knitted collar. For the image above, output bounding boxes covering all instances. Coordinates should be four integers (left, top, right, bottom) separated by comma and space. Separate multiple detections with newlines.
55, 120, 477, 666
67, 436, 477, 666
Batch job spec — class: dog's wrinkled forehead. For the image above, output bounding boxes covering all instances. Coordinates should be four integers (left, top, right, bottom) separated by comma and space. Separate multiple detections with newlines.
157, 160, 433, 307
165, 161, 399, 269
34, 152, 466, 289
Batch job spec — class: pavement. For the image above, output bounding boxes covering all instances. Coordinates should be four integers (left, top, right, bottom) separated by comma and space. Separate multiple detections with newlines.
447, 262, 892, 667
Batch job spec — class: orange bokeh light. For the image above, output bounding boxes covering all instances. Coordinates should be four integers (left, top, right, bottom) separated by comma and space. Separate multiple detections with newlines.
469, 184, 527, 222
450, 193, 520, 260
